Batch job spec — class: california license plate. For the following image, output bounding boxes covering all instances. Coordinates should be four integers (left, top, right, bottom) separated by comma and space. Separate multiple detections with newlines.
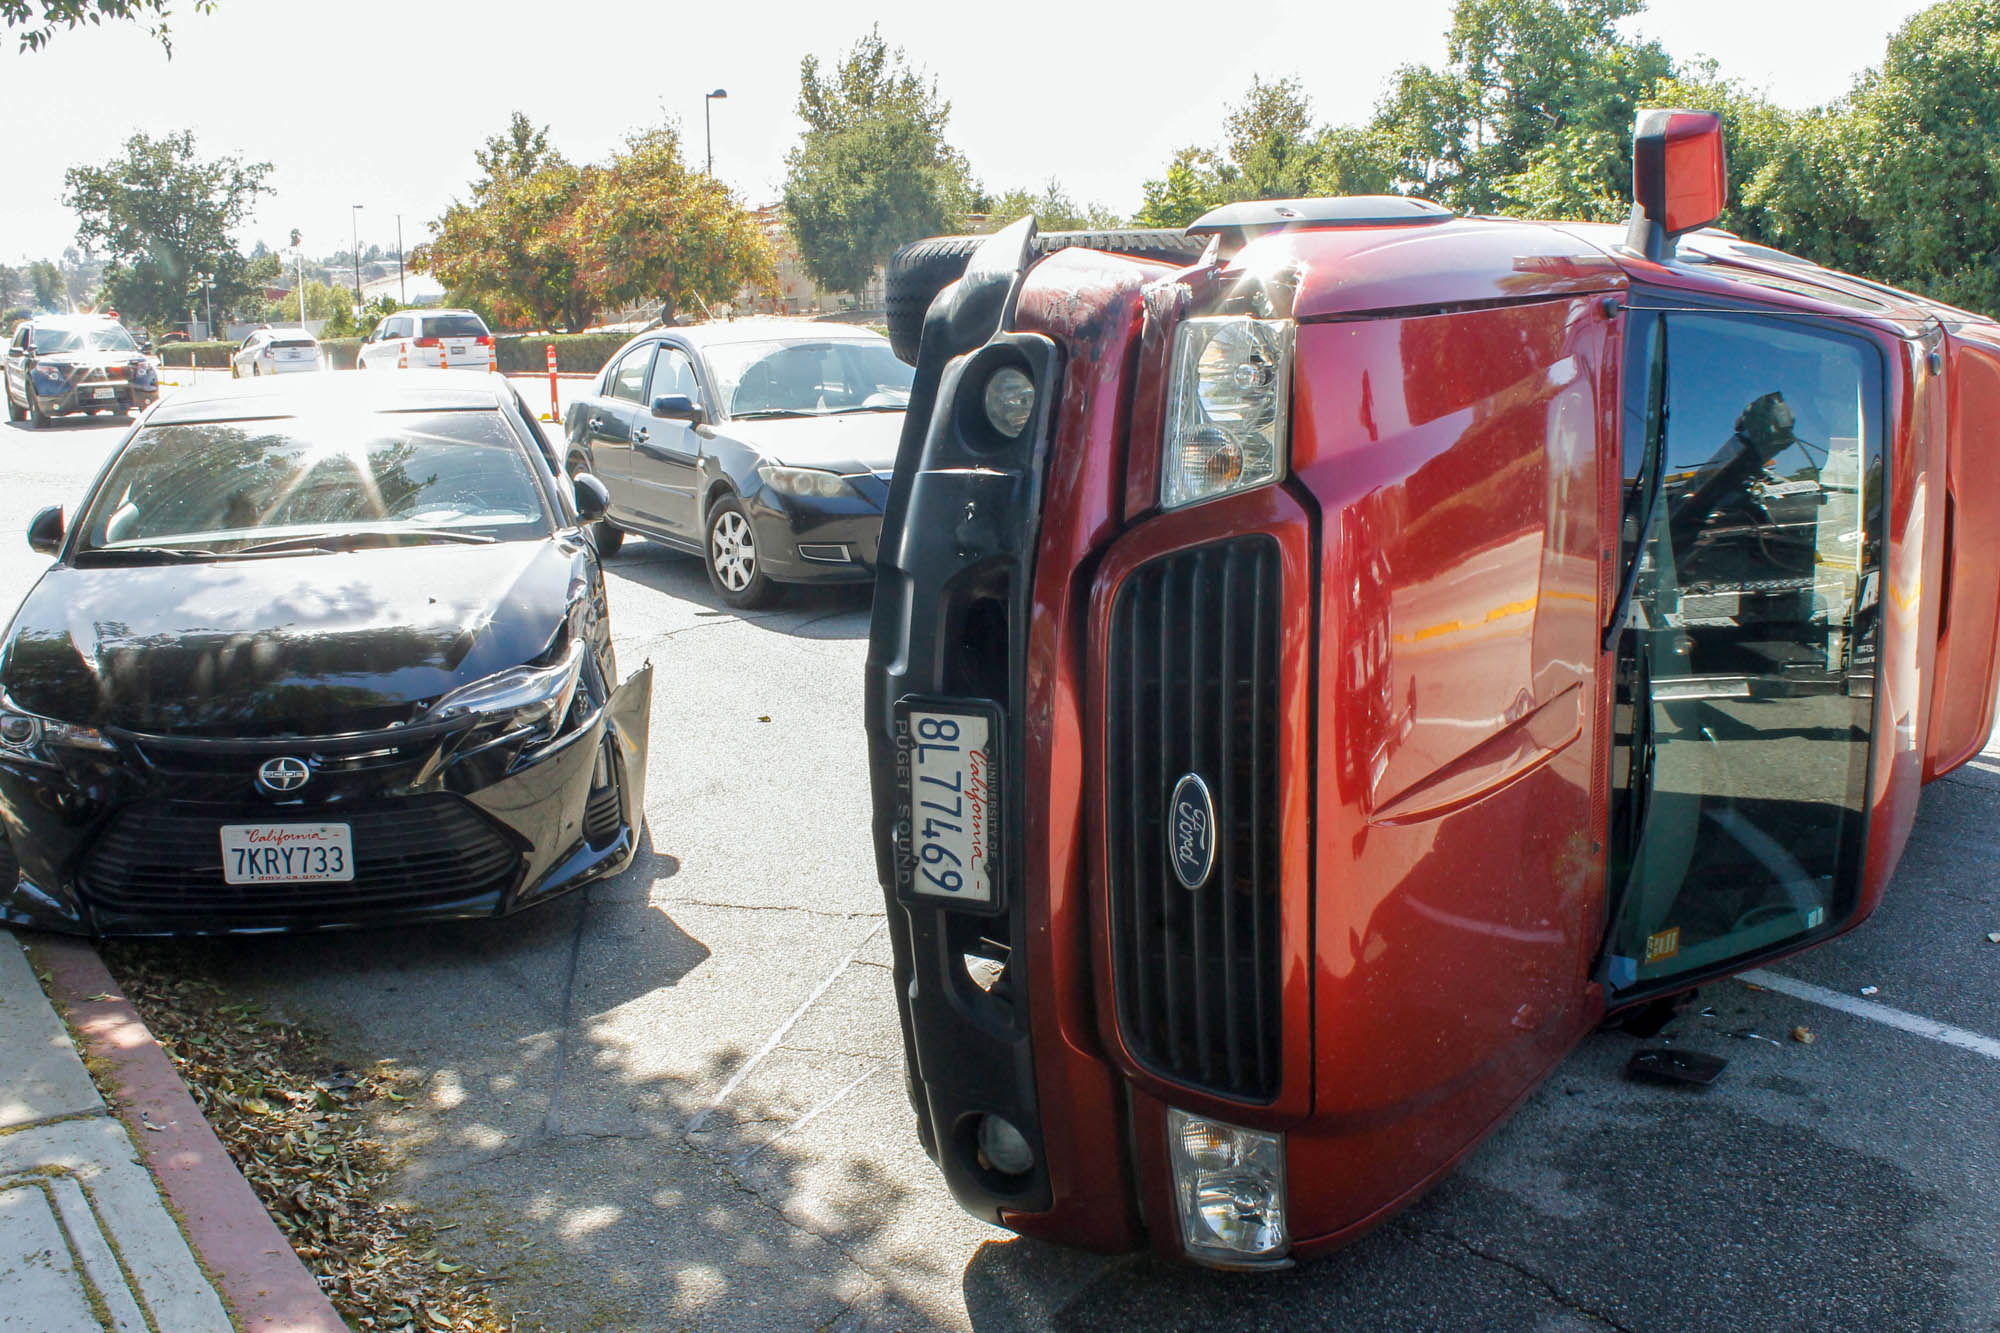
91, 387, 116, 399
893, 701, 999, 907
219, 824, 354, 884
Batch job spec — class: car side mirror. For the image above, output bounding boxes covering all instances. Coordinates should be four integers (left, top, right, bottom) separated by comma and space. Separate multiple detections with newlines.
573, 473, 610, 522
27, 506, 63, 555
1627, 107, 1727, 262
651, 394, 704, 424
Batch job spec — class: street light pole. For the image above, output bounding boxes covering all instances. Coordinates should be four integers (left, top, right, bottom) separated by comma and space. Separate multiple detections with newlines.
396, 213, 405, 305
350, 204, 365, 306
704, 88, 728, 176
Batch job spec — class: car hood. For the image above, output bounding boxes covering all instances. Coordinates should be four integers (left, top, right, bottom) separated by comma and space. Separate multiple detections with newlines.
728, 410, 904, 473
34, 349, 150, 370
0, 540, 586, 737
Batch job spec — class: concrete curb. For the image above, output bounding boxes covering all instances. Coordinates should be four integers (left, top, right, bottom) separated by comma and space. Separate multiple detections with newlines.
29, 937, 348, 1333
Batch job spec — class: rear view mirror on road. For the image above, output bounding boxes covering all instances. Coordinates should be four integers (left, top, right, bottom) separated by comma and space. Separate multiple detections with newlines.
573, 473, 610, 522
27, 505, 63, 555
651, 394, 702, 423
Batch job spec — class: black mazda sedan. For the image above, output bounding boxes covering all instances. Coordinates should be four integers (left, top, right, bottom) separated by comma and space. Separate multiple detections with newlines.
0, 372, 651, 936
563, 320, 910, 609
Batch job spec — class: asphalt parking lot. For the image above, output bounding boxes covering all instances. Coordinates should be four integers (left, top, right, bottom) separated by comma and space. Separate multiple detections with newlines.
2, 399, 1996, 1332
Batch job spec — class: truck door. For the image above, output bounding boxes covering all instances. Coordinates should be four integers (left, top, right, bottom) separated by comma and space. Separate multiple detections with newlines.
1605, 307, 1884, 997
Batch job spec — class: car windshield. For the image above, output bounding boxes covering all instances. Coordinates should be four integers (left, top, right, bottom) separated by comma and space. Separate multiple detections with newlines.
422, 315, 488, 338
704, 338, 913, 417
73, 410, 552, 561
34, 325, 139, 355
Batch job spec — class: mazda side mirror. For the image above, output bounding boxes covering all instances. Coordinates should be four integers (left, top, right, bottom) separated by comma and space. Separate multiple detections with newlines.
1627, 108, 1728, 262
27, 506, 63, 555
651, 394, 704, 424
573, 472, 610, 522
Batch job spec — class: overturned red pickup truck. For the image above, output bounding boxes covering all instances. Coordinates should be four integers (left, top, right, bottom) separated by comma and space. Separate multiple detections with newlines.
864, 110, 2000, 1268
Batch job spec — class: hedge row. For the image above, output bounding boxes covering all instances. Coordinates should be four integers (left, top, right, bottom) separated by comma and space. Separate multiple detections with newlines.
156, 332, 630, 375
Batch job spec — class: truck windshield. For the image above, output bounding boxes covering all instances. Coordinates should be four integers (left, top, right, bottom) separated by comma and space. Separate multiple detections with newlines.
1606, 311, 1883, 990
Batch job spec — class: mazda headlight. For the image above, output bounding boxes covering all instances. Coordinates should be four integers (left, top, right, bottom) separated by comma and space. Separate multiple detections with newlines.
1167, 1108, 1289, 1264
421, 639, 583, 736
1161, 316, 1294, 510
757, 465, 856, 501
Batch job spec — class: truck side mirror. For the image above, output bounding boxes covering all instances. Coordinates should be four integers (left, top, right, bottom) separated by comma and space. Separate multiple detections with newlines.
1627, 108, 1727, 263
27, 506, 63, 555
651, 394, 704, 424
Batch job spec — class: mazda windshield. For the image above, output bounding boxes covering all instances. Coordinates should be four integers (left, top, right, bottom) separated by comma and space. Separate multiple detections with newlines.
707, 339, 914, 418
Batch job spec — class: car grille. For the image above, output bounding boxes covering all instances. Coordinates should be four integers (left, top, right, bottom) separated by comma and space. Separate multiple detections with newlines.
79, 795, 521, 916
1105, 537, 1283, 1102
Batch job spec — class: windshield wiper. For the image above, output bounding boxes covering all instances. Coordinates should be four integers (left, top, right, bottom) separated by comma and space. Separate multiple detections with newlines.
730, 409, 815, 420
77, 545, 218, 563
233, 528, 497, 556
824, 404, 908, 414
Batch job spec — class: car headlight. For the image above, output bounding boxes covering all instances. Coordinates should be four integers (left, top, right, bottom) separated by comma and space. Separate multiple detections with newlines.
30, 361, 74, 390
1161, 316, 1294, 510
1166, 1108, 1289, 1264
0, 695, 115, 763
757, 465, 856, 501
421, 639, 584, 736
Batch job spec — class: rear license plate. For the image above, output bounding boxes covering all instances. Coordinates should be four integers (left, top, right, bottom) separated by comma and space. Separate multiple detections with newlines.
893, 699, 1000, 909
219, 824, 354, 884
91, 387, 116, 400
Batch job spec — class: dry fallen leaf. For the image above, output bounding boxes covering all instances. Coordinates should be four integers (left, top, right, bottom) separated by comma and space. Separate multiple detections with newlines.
1791, 1026, 1816, 1045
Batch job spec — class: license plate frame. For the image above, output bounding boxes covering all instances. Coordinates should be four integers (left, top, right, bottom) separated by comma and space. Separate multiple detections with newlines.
892, 696, 1002, 913
219, 823, 355, 885
90, 386, 116, 400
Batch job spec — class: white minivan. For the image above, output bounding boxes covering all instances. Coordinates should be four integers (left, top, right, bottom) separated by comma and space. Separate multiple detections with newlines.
356, 308, 496, 371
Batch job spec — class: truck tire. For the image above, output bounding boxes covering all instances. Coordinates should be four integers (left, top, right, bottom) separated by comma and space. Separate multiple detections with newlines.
885, 227, 1207, 364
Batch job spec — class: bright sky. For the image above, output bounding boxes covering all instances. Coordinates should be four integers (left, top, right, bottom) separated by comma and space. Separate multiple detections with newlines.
0, 0, 1936, 268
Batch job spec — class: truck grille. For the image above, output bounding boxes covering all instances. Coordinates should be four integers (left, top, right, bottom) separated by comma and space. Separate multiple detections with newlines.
1105, 537, 1283, 1102
80, 795, 520, 916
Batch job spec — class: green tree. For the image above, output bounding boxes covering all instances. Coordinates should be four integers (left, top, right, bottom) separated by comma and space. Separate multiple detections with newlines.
63, 130, 271, 328
1134, 148, 1241, 229
1371, 0, 1673, 216
26, 259, 63, 310
2, 0, 212, 53
1135, 77, 1371, 227
562, 125, 776, 323
782, 27, 975, 294
975, 181, 1123, 232
414, 113, 587, 331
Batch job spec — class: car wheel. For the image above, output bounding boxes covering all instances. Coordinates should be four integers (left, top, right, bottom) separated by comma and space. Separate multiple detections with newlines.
704, 494, 779, 609
568, 454, 625, 556
4, 387, 22, 423
25, 388, 48, 429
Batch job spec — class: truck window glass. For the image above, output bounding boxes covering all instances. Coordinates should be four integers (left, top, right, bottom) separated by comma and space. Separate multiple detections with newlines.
1606, 311, 1882, 991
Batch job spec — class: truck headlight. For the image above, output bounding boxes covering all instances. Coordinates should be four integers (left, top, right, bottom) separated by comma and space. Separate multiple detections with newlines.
1167, 1108, 1289, 1264
1161, 316, 1294, 510
758, 465, 855, 501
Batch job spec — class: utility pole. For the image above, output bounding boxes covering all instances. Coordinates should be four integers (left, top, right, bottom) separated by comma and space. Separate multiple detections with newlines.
350, 203, 365, 305
291, 228, 305, 326
705, 88, 728, 175
396, 213, 405, 305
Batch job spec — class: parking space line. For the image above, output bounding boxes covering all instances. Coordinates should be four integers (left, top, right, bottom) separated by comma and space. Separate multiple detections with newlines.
733, 1057, 890, 1171
685, 920, 886, 1135
1740, 969, 2000, 1061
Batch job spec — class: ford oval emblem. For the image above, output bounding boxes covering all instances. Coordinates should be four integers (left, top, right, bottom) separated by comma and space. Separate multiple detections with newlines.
257, 756, 311, 793
1168, 773, 1216, 890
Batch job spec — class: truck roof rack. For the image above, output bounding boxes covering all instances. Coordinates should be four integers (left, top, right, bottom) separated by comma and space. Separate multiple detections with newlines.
1185, 196, 1453, 254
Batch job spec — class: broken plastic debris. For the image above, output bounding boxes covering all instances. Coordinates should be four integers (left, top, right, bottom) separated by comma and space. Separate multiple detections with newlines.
1790, 1026, 1816, 1045
1986, 931, 2000, 944
1625, 1047, 1727, 1086
1859, 985, 1879, 996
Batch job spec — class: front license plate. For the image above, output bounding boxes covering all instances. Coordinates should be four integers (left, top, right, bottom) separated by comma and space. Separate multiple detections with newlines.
91, 386, 116, 399
219, 824, 354, 884
894, 701, 999, 908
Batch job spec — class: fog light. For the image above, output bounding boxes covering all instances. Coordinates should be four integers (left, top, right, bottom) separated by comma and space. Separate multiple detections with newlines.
976, 1114, 1035, 1176
0, 713, 40, 749
1167, 1108, 1288, 1262
982, 366, 1035, 438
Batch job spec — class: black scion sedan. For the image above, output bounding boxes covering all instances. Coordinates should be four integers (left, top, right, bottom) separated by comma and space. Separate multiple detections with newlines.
0, 373, 652, 936
564, 320, 911, 609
